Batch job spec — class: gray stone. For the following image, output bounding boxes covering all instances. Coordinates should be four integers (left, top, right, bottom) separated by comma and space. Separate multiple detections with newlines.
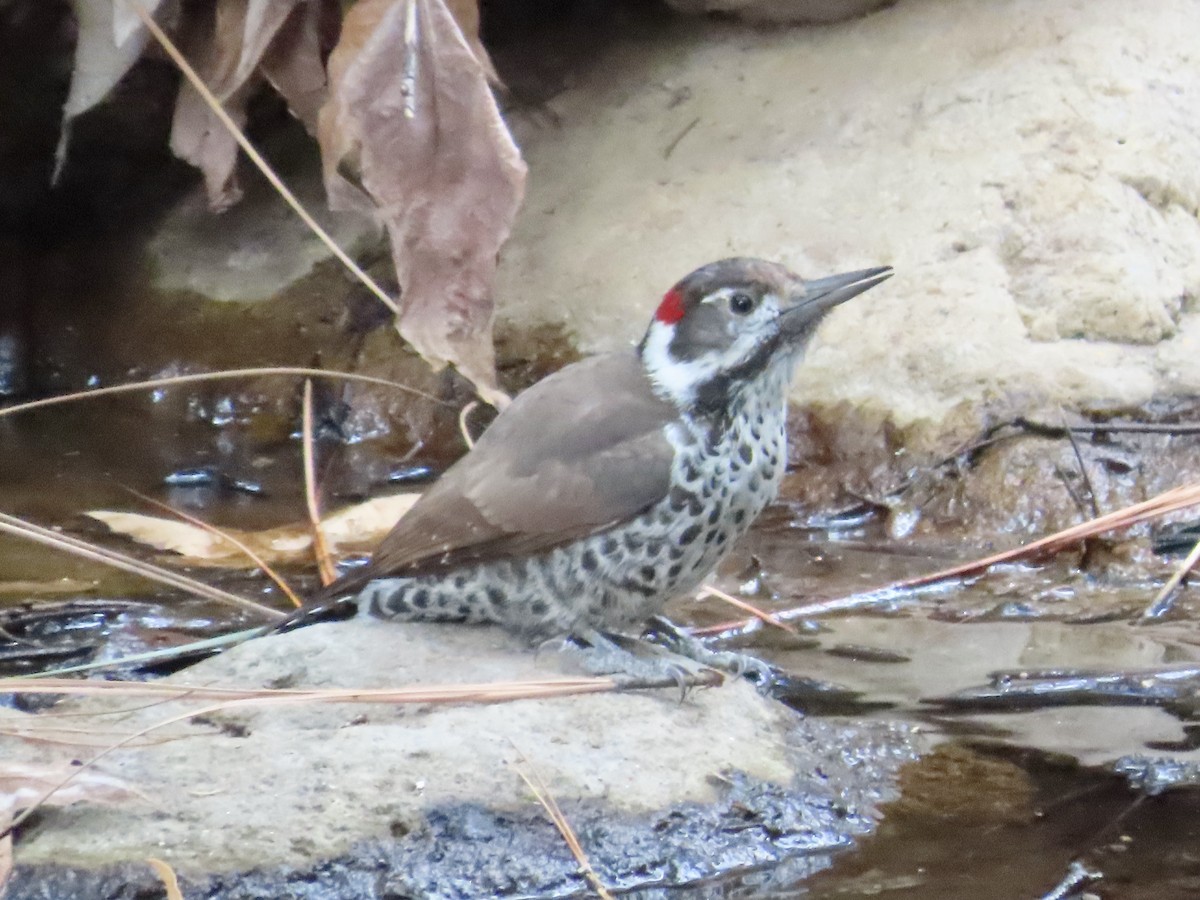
4, 621, 918, 897
146, 144, 381, 304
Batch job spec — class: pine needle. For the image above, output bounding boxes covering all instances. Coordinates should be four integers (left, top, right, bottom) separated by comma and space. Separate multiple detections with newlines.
0, 666, 721, 843
122, 488, 303, 609
0, 676, 621, 705
0, 513, 282, 621
701, 481, 1200, 631
0, 674, 626, 841
302, 380, 337, 586
147, 858, 184, 900
883, 481, 1200, 593
697, 584, 796, 634
6, 629, 264, 681
458, 399, 480, 449
509, 743, 613, 900
1142, 536, 1200, 620
0, 367, 445, 419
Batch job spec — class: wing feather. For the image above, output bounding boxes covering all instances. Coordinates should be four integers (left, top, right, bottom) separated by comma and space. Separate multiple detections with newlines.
361, 351, 677, 579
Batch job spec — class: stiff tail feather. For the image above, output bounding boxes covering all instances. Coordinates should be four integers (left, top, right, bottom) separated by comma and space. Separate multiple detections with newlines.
271, 566, 375, 633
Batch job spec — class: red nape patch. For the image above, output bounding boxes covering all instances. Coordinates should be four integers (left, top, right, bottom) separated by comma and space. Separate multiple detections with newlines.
655, 287, 686, 325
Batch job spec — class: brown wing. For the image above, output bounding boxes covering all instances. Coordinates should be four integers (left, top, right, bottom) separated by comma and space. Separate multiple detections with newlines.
358, 351, 676, 583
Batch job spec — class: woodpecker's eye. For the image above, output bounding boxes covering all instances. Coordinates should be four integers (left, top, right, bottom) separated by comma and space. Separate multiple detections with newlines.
729, 292, 756, 315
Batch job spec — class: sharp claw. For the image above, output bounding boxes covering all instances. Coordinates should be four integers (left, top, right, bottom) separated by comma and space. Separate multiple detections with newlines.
643, 616, 777, 687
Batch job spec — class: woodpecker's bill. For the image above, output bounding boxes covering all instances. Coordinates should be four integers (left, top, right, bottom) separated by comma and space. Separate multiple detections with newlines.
294, 258, 892, 641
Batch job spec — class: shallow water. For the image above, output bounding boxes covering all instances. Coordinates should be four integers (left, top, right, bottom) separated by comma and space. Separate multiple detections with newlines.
3, 411, 1199, 898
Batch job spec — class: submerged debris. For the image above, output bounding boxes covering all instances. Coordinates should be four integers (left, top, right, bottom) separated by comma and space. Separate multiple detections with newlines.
925, 664, 1200, 712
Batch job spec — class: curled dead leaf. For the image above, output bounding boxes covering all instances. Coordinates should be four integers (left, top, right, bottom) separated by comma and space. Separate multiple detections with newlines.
0, 761, 146, 815
259, 0, 332, 133
168, 0, 268, 209
169, 0, 328, 210
319, 0, 525, 403
55, 0, 166, 179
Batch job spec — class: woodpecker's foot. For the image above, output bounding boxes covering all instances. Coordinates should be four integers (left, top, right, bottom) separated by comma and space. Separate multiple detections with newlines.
554, 628, 707, 695
643, 616, 777, 690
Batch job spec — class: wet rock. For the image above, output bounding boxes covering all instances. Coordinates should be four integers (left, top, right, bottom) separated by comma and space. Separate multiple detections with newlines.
144, 139, 380, 306
3, 620, 918, 898
1114, 756, 1200, 795
916, 408, 1200, 539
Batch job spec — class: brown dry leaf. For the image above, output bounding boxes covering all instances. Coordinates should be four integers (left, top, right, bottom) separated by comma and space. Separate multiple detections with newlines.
259, 0, 332, 133
0, 761, 145, 815
55, 0, 165, 179
86, 493, 419, 567
319, 0, 526, 402
169, 0, 301, 210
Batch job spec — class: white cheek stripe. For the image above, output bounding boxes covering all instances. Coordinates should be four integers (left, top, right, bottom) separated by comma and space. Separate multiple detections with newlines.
640, 321, 720, 406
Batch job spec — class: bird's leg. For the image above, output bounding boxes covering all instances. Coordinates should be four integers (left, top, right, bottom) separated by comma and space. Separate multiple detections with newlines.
553, 627, 702, 695
643, 616, 776, 690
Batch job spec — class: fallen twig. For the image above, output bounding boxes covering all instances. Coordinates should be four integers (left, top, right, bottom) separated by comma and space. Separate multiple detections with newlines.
1061, 411, 1100, 519
1021, 418, 1200, 436
302, 380, 337, 586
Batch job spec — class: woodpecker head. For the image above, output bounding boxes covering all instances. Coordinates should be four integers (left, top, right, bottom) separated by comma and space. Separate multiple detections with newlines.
638, 257, 892, 411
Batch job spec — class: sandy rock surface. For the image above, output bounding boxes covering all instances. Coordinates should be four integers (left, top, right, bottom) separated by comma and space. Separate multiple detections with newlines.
4, 620, 917, 898
497, 0, 1200, 451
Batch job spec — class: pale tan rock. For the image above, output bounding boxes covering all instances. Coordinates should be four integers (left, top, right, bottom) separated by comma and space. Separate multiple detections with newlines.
496, 0, 1200, 450
4, 621, 915, 895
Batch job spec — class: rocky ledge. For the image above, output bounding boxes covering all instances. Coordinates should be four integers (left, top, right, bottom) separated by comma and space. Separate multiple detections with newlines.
3, 621, 918, 899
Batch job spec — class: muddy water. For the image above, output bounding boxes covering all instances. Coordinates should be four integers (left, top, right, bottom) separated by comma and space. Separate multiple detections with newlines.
3, 416, 1200, 897
675, 526, 1200, 899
